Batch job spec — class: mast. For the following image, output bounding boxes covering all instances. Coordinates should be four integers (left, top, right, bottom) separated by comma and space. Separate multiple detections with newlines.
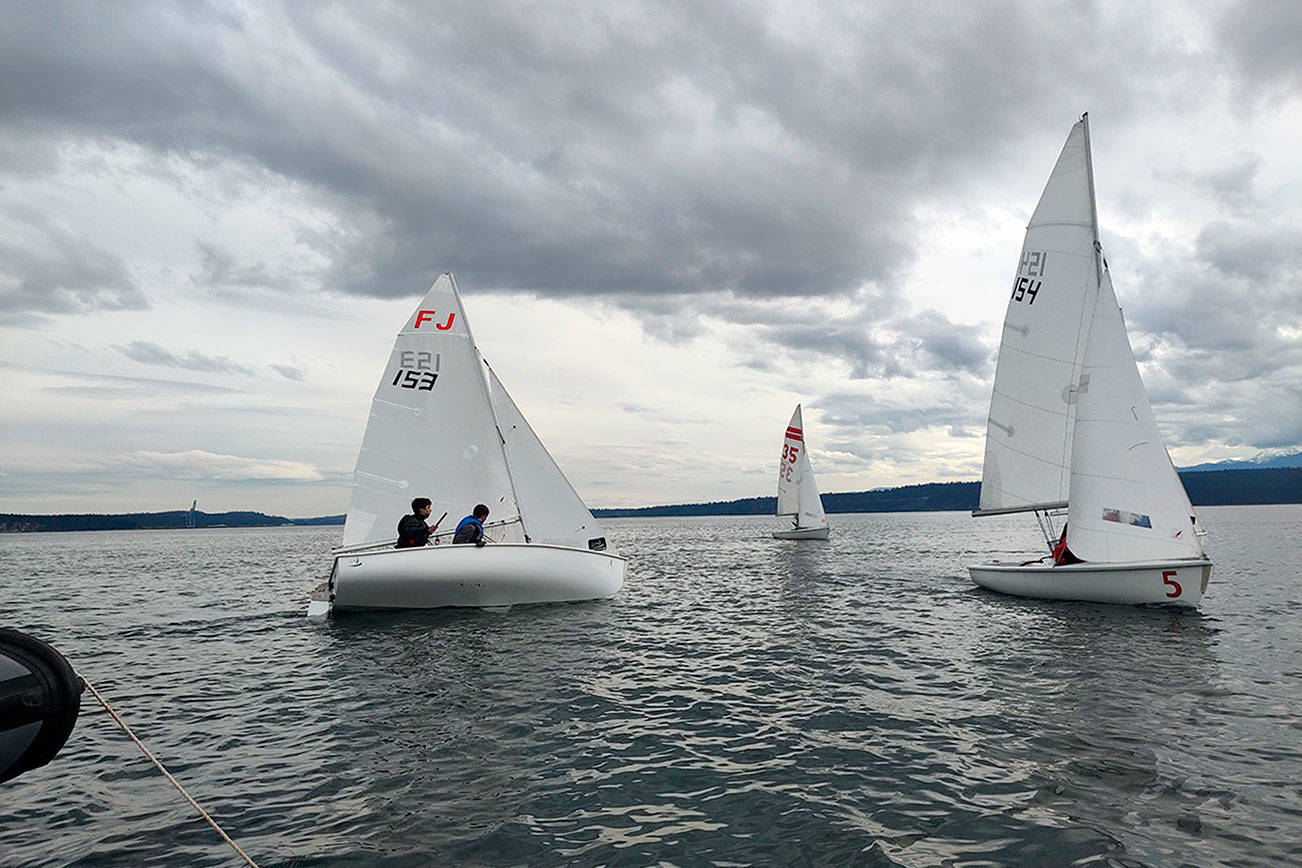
446, 272, 530, 542
1081, 112, 1104, 285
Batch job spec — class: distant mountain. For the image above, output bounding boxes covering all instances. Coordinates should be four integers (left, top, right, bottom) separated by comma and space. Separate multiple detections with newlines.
1179, 450, 1302, 472
594, 468, 1302, 518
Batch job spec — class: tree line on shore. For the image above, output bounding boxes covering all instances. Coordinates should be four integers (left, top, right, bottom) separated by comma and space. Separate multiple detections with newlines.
1, 468, 1297, 532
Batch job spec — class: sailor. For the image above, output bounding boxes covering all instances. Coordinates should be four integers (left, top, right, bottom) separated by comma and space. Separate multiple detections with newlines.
395, 498, 441, 548
452, 504, 490, 547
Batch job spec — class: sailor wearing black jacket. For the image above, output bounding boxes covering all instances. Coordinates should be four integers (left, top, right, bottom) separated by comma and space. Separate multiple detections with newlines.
395, 497, 440, 548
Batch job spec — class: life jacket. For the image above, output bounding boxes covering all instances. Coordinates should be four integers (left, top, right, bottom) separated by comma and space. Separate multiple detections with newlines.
452, 515, 484, 544
395, 514, 431, 548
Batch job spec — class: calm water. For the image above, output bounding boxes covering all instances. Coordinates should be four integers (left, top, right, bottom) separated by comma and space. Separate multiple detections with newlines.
1, 506, 1300, 867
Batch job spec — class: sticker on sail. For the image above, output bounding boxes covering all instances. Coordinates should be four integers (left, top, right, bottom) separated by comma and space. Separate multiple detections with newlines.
1102, 507, 1151, 528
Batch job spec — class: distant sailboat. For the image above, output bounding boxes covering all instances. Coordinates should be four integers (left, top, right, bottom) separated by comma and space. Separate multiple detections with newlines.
969, 114, 1211, 607
308, 273, 626, 615
773, 405, 830, 540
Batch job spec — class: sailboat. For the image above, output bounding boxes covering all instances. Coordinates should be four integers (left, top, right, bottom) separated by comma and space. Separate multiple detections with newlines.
308, 273, 626, 615
969, 114, 1211, 607
773, 405, 830, 540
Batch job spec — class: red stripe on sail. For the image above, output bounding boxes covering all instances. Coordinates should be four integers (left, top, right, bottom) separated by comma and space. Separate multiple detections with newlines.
785, 427, 803, 441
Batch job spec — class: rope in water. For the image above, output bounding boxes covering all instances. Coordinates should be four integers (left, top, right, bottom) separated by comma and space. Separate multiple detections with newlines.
80, 675, 261, 868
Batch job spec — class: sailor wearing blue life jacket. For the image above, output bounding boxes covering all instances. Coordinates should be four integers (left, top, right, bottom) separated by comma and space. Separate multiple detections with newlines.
452, 504, 490, 547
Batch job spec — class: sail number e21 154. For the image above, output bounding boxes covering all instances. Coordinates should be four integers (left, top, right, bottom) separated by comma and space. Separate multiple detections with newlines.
1012, 250, 1047, 305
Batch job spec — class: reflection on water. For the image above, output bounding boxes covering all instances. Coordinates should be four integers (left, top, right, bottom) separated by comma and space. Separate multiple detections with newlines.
0, 505, 1298, 866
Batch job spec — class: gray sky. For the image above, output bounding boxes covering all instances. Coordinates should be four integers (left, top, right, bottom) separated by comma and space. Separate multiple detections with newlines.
1, 0, 1299, 516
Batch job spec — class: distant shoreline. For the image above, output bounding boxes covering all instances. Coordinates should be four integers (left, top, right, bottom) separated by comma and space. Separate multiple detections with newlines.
2, 467, 1297, 533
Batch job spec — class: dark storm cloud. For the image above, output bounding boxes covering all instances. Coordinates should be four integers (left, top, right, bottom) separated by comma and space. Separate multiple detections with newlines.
270, 363, 306, 381
194, 243, 281, 292
736, 302, 988, 379
1195, 222, 1302, 284
1216, 0, 1302, 93
1107, 217, 1302, 450
0, 0, 1200, 309
0, 206, 147, 324
815, 379, 989, 436
3, 1, 1297, 468
113, 340, 258, 376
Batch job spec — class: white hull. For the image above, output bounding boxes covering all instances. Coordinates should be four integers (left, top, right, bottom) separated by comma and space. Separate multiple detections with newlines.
968, 559, 1211, 608
323, 543, 626, 612
772, 526, 830, 540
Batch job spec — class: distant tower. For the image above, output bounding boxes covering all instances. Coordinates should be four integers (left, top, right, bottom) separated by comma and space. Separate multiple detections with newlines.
186, 500, 197, 529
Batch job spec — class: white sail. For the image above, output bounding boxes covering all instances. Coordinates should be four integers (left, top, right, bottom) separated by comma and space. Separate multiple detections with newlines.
776, 405, 827, 530
1065, 268, 1203, 562
776, 406, 806, 517
795, 444, 827, 530
977, 118, 1100, 515
486, 364, 613, 553
342, 274, 519, 546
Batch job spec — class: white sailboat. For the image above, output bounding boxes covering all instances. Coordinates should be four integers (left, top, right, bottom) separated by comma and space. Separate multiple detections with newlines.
308, 273, 626, 615
773, 405, 830, 540
969, 114, 1211, 607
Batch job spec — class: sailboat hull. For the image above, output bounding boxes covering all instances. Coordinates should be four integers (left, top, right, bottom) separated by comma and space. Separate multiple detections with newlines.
325, 543, 626, 612
968, 559, 1212, 608
772, 526, 830, 540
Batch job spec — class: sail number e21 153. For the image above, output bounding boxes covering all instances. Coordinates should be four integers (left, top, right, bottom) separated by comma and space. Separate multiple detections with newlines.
392, 370, 437, 390
391, 350, 440, 391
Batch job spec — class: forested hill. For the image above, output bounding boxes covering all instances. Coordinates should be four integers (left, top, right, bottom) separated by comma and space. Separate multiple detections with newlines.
0, 511, 345, 533
1, 468, 1297, 531
592, 468, 1302, 518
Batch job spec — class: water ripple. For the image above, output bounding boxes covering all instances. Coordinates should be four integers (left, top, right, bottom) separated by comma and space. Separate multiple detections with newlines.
1, 508, 1300, 866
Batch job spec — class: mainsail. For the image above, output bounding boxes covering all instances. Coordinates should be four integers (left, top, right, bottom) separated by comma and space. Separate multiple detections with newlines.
776, 406, 805, 518
1065, 268, 1203, 562
342, 274, 519, 546
976, 117, 1101, 515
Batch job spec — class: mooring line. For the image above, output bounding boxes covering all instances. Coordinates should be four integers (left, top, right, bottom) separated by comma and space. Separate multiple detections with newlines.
80, 675, 261, 868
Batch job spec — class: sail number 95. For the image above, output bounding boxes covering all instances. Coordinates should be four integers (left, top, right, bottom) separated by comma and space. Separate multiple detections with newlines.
779, 445, 799, 481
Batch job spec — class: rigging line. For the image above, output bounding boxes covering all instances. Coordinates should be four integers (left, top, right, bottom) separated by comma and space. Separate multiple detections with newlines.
80, 675, 261, 868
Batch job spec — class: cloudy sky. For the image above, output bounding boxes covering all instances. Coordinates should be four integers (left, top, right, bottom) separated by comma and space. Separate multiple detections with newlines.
1, 0, 1299, 517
